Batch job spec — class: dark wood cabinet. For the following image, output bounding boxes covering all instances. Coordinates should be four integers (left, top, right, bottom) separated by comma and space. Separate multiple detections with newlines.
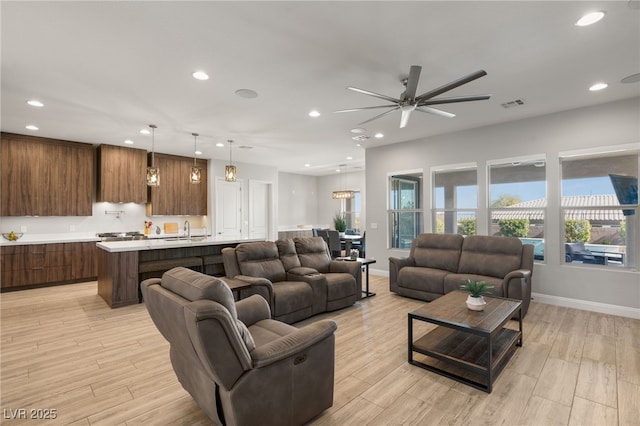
96, 144, 147, 203
146, 153, 208, 216
1, 242, 97, 289
1, 133, 93, 216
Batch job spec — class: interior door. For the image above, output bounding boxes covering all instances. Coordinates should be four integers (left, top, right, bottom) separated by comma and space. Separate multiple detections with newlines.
215, 178, 243, 239
249, 181, 271, 239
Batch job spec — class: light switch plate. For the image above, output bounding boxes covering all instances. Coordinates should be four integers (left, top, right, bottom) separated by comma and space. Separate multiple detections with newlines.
370, 223, 378, 229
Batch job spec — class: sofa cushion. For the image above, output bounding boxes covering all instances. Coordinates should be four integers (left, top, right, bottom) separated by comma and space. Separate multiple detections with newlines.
398, 266, 448, 295
276, 239, 302, 271
325, 273, 356, 301
236, 241, 286, 283
458, 235, 522, 278
411, 233, 463, 273
443, 274, 504, 297
294, 237, 332, 273
273, 281, 314, 317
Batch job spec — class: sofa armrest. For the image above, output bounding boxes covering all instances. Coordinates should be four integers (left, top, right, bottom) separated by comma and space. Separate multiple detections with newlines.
236, 294, 272, 326
234, 275, 275, 310
389, 257, 415, 293
251, 319, 338, 368
503, 269, 532, 318
287, 266, 320, 276
328, 260, 362, 297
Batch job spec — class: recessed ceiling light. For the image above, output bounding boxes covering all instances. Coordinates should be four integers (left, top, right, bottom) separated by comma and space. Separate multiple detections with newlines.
346, 156, 353, 160
140, 128, 150, 135
195, 150, 202, 155
374, 133, 384, 138
356, 143, 362, 147
216, 142, 225, 147
235, 89, 258, 98
25, 124, 38, 131
27, 100, 44, 107
350, 128, 365, 134
304, 163, 311, 167
589, 82, 608, 91
575, 11, 605, 26
335, 168, 341, 172
192, 71, 209, 80
309, 110, 320, 118
124, 139, 134, 145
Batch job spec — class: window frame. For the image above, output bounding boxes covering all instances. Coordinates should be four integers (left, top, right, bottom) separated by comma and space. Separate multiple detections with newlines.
431, 162, 478, 236
388, 169, 423, 250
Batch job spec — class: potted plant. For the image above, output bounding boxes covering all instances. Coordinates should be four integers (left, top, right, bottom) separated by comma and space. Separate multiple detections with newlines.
460, 279, 494, 311
333, 212, 347, 234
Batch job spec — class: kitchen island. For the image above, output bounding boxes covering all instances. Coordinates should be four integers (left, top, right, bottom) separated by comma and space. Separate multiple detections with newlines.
97, 236, 263, 308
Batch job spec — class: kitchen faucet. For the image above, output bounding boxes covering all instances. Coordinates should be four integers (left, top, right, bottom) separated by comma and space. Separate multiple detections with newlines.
184, 220, 191, 239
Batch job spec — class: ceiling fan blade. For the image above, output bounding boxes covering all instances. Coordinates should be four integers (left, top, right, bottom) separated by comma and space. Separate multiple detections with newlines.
415, 70, 488, 102
347, 86, 401, 104
334, 105, 399, 113
418, 94, 491, 106
358, 106, 400, 125
400, 108, 413, 128
403, 65, 422, 100
416, 106, 456, 118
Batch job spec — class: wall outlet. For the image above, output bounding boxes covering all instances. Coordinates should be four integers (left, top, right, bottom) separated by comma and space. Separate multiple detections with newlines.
370, 223, 378, 229
20, 225, 27, 233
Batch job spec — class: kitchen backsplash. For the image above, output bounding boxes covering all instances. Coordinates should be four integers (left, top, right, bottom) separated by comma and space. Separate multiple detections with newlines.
0, 202, 208, 235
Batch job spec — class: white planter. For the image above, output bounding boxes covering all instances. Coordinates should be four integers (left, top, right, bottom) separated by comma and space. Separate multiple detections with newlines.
466, 295, 487, 311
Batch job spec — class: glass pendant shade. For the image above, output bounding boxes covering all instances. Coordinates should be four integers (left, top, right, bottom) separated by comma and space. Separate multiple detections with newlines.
225, 140, 237, 182
225, 164, 237, 182
147, 124, 159, 186
190, 166, 201, 184
146, 166, 160, 186
190, 133, 201, 184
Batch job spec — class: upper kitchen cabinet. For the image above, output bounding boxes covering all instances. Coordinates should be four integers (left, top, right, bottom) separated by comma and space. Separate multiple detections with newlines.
1, 133, 93, 216
96, 144, 147, 203
146, 153, 208, 216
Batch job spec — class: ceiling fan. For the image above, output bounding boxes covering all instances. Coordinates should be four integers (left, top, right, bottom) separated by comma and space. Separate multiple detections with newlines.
335, 66, 491, 128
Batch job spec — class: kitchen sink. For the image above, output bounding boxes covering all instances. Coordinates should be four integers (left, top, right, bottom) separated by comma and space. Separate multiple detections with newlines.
98, 232, 147, 242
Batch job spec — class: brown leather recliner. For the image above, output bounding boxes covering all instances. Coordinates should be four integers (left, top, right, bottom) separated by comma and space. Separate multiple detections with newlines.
141, 267, 337, 426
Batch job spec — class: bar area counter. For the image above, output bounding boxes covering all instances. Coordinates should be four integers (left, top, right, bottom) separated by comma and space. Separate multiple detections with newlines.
97, 236, 263, 308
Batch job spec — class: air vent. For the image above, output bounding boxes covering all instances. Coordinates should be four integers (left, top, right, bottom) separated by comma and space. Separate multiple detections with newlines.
352, 135, 369, 141
501, 99, 525, 109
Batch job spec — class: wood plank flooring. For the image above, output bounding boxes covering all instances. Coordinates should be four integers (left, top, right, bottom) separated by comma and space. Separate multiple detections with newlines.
1, 276, 639, 425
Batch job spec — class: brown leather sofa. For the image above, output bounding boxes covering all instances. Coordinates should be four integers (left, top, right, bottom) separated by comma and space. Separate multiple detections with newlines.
389, 233, 534, 317
141, 267, 337, 426
222, 237, 361, 324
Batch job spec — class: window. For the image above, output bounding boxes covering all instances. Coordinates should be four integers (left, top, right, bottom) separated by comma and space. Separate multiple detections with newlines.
389, 172, 423, 249
343, 191, 361, 231
432, 164, 478, 235
489, 158, 546, 261
560, 151, 638, 268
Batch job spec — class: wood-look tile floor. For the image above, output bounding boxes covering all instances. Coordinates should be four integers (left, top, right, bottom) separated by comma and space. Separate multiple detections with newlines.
1, 276, 639, 425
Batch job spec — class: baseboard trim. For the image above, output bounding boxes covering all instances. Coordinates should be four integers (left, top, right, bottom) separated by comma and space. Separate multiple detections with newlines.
532, 292, 640, 319
370, 268, 389, 277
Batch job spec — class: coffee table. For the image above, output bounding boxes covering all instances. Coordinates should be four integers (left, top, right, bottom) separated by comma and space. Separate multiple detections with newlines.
408, 290, 522, 393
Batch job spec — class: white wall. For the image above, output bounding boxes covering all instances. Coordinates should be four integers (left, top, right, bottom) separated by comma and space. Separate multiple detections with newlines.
317, 170, 366, 230
365, 97, 640, 312
277, 172, 319, 229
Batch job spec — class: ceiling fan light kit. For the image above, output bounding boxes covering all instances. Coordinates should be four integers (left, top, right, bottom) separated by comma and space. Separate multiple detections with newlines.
335, 66, 491, 128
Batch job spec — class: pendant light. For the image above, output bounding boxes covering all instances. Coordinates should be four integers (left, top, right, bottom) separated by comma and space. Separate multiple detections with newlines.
225, 140, 237, 182
332, 163, 354, 199
146, 124, 159, 186
190, 133, 201, 184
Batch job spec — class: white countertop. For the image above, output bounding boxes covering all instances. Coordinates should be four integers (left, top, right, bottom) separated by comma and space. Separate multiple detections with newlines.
97, 236, 264, 253
0, 232, 100, 246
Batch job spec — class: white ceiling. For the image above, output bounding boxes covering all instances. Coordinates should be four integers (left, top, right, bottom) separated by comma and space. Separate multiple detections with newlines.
2, 1, 639, 176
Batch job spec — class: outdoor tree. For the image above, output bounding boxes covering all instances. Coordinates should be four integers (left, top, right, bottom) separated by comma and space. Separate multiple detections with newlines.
565, 219, 591, 243
498, 219, 529, 237
436, 218, 444, 233
457, 218, 476, 236
490, 194, 522, 207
